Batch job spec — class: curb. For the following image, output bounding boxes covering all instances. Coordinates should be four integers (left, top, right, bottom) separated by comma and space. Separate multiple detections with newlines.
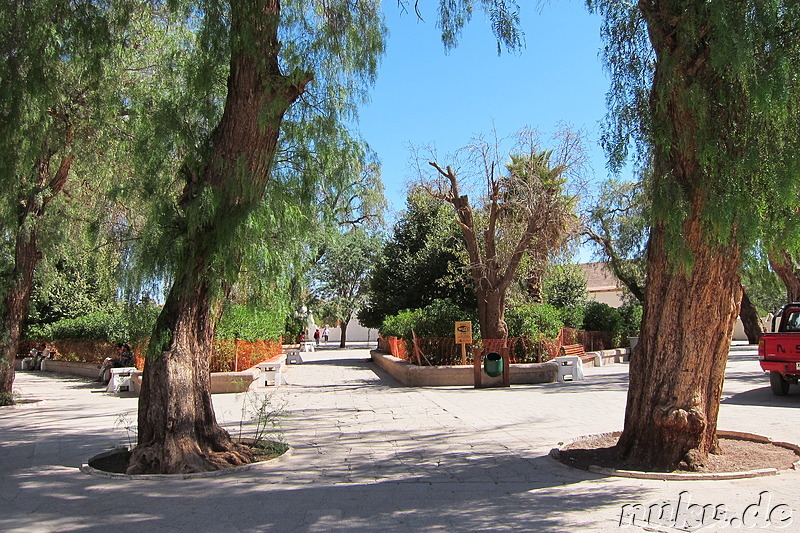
80, 444, 294, 481
550, 430, 800, 481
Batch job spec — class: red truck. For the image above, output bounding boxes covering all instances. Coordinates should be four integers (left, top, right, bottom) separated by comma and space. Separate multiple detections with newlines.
758, 303, 800, 395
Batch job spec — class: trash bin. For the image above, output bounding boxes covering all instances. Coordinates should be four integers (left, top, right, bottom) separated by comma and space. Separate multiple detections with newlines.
483, 352, 503, 377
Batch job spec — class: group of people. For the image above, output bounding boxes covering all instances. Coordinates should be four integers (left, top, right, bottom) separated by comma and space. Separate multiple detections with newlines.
28, 343, 53, 370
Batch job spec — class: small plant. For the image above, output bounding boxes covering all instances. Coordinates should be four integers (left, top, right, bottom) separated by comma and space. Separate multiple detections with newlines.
0, 390, 18, 407
114, 412, 138, 450
237, 389, 287, 450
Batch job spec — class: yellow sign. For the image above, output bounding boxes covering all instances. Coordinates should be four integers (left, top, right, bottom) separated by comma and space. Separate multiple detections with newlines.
455, 321, 472, 344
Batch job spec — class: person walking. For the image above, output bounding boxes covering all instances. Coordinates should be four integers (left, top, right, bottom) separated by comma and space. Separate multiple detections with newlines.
313, 328, 321, 346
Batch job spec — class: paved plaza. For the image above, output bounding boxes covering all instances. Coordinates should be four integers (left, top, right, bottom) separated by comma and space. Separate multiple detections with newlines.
1, 342, 799, 532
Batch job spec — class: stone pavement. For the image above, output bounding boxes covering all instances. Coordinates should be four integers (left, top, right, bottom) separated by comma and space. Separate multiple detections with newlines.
1, 342, 798, 532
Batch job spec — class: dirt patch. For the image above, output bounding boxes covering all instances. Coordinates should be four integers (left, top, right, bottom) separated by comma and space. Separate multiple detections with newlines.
557, 432, 800, 474
87, 440, 288, 475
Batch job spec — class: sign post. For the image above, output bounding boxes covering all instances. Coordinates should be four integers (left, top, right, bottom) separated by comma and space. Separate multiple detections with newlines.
455, 321, 472, 366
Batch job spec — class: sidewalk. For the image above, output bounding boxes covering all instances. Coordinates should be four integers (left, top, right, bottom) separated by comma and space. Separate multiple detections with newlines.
1, 342, 798, 532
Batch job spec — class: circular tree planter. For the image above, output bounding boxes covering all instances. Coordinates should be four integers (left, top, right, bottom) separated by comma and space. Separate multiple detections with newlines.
81, 440, 292, 480
550, 430, 800, 481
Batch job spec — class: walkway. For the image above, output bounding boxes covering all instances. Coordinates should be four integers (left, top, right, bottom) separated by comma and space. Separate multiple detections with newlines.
1, 343, 798, 532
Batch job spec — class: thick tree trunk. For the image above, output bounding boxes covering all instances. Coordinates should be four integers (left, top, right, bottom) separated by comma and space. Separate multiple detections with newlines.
476, 288, 508, 340
0, 231, 41, 404
0, 154, 73, 404
739, 287, 762, 344
128, 264, 254, 473
128, 0, 309, 474
616, 221, 742, 471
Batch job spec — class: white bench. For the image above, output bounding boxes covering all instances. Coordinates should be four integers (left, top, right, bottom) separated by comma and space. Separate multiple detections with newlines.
301, 341, 315, 353
255, 362, 285, 387
106, 367, 138, 393
554, 356, 584, 382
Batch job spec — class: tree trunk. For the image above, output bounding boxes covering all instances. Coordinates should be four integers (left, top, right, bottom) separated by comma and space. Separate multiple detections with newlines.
616, 220, 742, 471
0, 230, 41, 404
739, 287, 762, 344
339, 316, 350, 348
127, 0, 309, 474
476, 287, 508, 340
0, 154, 73, 404
768, 251, 800, 302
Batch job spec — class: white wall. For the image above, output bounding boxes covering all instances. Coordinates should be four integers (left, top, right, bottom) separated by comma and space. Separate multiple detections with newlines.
307, 318, 379, 344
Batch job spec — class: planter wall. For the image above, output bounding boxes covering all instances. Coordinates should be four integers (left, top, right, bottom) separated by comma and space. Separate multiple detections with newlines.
371, 350, 558, 387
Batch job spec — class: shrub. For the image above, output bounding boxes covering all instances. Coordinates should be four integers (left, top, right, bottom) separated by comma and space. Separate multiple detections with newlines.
380, 299, 475, 340
618, 303, 643, 336
506, 304, 563, 339
582, 301, 622, 333
558, 304, 585, 329
26, 310, 130, 343
216, 305, 285, 342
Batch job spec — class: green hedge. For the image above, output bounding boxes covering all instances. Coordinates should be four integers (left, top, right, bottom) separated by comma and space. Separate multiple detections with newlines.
380, 299, 475, 340
25, 303, 160, 344
26, 302, 286, 344
215, 305, 286, 342
506, 304, 563, 339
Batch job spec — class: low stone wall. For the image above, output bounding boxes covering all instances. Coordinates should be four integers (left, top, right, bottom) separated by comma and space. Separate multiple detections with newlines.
31, 359, 268, 394
40, 359, 99, 379
371, 350, 558, 387
587, 348, 629, 367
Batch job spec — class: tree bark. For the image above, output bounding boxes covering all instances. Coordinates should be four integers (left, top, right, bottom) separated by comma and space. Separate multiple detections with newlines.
0, 153, 73, 404
615, 1, 748, 471
127, 0, 310, 474
616, 221, 741, 471
0, 230, 41, 404
339, 316, 350, 348
739, 287, 762, 344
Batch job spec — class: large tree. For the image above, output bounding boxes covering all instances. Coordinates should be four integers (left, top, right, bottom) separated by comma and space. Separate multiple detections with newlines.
424, 128, 584, 339
590, 1, 800, 470
0, 1, 134, 404
313, 228, 380, 347
125, 0, 386, 474
359, 187, 475, 329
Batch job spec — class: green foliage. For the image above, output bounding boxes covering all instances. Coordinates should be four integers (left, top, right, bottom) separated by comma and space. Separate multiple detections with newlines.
618, 303, 643, 336
413, 0, 524, 54
505, 304, 563, 339
585, 178, 648, 302
542, 265, 586, 309
582, 301, 622, 335
27, 239, 120, 326
25, 302, 160, 344
588, 1, 800, 258
380, 299, 475, 340
313, 228, 381, 328
216, 306, 286, 342
541, 264, 587, 329
359, 188, 475, 329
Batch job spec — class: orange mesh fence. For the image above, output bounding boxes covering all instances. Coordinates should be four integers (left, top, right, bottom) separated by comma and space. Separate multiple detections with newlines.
379, 327, 611, 366
210, 339, 284, 372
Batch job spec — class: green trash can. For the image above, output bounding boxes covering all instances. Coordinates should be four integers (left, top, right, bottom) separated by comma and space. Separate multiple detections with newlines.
483, 352, 503, 377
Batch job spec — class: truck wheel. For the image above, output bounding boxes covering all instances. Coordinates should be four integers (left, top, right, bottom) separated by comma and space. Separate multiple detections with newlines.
770, 371, 790, 396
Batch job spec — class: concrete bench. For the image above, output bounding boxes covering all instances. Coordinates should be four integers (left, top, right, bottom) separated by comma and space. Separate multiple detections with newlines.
255, 361, 285, 387
556, 345, 587, 382
106, 367, 138, 393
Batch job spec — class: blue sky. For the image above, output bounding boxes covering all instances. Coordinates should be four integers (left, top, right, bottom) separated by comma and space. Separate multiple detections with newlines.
357, 1, 617, 221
